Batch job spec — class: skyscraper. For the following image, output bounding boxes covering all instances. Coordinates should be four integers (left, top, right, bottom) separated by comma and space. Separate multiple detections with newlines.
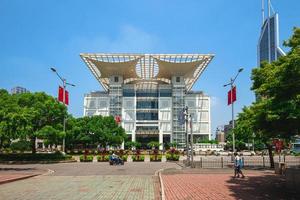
258, 0, 285, 65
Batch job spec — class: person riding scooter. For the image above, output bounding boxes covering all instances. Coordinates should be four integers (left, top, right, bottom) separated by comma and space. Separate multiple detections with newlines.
109, 153, 124, 165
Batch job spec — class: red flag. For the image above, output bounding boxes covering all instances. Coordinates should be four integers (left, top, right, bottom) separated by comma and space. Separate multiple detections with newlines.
65, 90, 69, 105
58, 86, 64, 103
227, 86, 237, 105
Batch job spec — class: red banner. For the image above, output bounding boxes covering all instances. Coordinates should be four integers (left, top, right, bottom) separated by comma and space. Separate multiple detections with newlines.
58, 86, 64, 103
65, 90, 69, 105
58, 86, 69, 106
228, 86, 236, 105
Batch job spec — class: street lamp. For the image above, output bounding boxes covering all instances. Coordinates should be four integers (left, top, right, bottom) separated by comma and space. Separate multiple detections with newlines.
224, 68, 243, 153
51, 67, 75, 152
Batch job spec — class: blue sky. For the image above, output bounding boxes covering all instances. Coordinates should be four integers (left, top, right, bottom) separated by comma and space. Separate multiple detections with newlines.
1, 0, 300, 137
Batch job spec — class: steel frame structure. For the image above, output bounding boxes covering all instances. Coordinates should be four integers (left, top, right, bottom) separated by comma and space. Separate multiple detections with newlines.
80, 53, 214, 91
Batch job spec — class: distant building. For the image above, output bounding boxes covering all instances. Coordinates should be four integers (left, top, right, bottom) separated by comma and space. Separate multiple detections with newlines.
216, 127, 225, 144
223, 120, 235, 142
11, 86, 29, 94
258, 0, 285, 66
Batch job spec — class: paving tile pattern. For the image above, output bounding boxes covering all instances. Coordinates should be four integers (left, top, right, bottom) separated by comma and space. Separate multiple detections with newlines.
162, 172, 298, 200
0, 175, 157, 200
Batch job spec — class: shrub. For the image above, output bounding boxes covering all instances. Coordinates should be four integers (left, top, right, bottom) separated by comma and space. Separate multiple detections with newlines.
150, 155, 162, 161
122, 155, 128, 161
10, 140, 31, 152
0, 152, 72, 161
166, 154, 180, 161
80, 155, 93, 162
132, 155, 144, 161
291, 152, 300, 156
97, 155, 109, 162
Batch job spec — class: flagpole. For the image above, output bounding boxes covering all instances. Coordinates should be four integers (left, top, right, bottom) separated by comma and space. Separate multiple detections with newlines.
231, 78, 235, 153
63, 79, 66, 153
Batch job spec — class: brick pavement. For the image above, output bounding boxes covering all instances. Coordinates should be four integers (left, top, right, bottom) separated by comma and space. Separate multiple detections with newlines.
0, 175, 159, 200
162, 170, 298, 200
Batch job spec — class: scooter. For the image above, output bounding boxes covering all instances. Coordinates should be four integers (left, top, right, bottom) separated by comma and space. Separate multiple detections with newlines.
109, 156, 124, 165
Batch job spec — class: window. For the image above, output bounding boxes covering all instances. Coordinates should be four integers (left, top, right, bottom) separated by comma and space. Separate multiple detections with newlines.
114, 76, 119, 82
136, 112, 158, 120
176, 77, 180, 82
123, 89, 135, 97
159, 89, 172, 97
136, 100, 158, 109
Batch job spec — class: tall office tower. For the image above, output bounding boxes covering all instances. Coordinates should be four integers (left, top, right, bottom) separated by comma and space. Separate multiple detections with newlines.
258, 0, 285, 65
81, 54, 214, 149
11, 86, 29, 94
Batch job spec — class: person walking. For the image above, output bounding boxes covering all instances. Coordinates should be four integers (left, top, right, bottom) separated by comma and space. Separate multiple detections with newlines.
234, 152, 245, 178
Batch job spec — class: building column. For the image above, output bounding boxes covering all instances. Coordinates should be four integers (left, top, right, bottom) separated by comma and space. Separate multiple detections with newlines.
159, 133, 163, 150
132, 132, 136, 142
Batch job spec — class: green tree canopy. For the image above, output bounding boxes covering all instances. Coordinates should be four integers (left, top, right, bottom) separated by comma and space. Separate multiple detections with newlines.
234, 27, 300, 167
0, 90, 67, 153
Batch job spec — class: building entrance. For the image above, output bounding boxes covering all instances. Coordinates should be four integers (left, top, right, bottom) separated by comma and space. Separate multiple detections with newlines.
136, 134, 159, 149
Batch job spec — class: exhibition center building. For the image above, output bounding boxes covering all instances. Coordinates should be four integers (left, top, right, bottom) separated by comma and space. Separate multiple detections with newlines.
81, 54, 214, 149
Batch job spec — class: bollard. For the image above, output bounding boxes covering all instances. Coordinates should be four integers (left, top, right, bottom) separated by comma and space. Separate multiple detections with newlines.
200, 157, 203, 168
221, 157, 224, 168
263, 156, 265, 168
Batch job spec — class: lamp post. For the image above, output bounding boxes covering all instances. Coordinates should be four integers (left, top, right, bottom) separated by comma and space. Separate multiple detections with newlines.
223, 68, 243, 153
50, 67, 75, 152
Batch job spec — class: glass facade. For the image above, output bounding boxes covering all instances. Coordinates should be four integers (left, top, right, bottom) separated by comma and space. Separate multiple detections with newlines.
136, 100, 158, 109
258, 14, 285, 65
136, 112, 158, 120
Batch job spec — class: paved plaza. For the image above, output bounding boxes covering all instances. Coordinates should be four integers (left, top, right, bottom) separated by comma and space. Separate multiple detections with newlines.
0, 162, 179, 200
0, 175, 158, 200
162, 169, 299, 200
0, 162, 299, 200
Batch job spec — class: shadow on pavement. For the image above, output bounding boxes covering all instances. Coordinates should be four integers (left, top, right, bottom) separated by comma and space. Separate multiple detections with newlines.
226, 173, 299, 200
0, 167, 36, 171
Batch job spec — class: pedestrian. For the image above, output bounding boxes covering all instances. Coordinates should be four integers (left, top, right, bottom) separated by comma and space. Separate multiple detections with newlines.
234, 152, 245, 178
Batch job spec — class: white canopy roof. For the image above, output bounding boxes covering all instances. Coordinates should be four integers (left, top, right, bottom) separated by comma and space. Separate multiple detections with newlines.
80, 53, 214, 91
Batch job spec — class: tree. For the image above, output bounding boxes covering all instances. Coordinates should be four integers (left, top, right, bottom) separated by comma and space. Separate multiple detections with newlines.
36, 125, 65, 150
67, 115, 127, 150
235, 27, 300, 168
15, 92, 67, 153
0, 90, 21, 148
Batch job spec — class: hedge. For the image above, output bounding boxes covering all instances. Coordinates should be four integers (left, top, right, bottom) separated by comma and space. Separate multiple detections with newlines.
166, 154, 180, 161
132, 155, 144, 162
150, 155, 162, 161
0, 152, 72, 161
80, 155, 93, 162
